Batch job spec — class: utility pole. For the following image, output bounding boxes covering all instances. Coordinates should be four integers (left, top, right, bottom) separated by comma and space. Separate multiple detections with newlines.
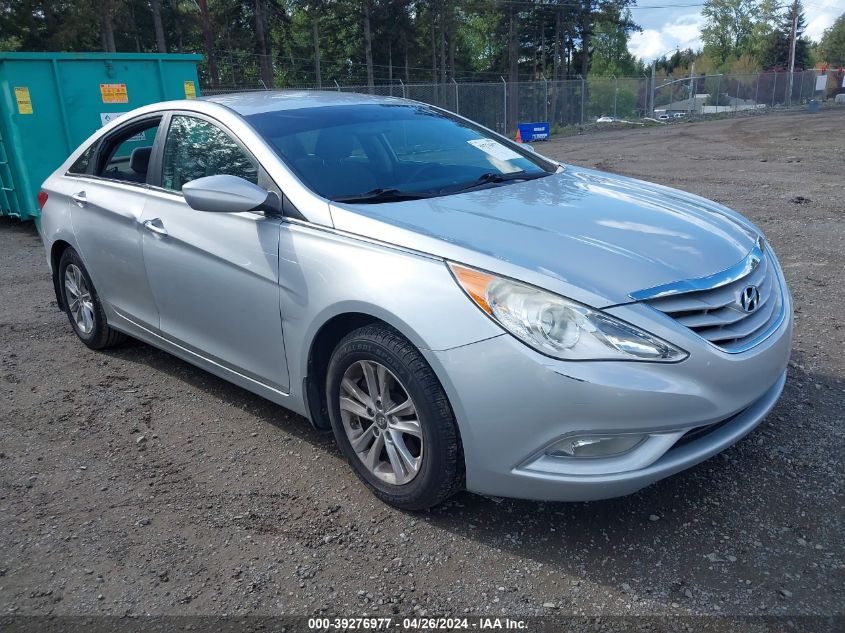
787, 0, 799, 105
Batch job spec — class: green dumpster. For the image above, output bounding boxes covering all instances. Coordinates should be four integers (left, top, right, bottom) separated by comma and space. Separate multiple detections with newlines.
0, 52, 202, 222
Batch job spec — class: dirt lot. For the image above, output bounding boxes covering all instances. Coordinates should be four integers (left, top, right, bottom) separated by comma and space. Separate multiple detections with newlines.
1, 110, 843, 625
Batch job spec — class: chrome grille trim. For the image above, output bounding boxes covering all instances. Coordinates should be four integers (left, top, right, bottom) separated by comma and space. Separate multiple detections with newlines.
630, 237, 765, 301
632, 238, 787, 354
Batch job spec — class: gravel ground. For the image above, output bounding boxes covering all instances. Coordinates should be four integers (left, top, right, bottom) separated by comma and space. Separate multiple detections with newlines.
1, 109, 843, 624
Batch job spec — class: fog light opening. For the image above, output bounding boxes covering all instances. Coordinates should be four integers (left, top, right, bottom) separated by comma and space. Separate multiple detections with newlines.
547, 434, 647, 458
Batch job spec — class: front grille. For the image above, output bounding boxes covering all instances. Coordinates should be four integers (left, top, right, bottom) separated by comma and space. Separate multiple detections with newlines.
632, 239, 785, 353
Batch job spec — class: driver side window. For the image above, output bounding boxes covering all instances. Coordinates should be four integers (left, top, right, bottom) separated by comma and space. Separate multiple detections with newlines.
161, 115, 258, 192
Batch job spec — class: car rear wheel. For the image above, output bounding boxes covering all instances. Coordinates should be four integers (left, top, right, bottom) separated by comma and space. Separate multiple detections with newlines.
326, 324, 463, 510
58, 248, 126, 350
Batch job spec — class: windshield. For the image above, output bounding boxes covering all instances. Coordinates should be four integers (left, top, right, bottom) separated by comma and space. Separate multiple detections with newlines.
244, 103, 554, 202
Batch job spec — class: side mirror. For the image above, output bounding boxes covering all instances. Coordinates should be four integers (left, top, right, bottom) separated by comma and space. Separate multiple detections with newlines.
523, 143, 537, 153
182, 175, 281, 215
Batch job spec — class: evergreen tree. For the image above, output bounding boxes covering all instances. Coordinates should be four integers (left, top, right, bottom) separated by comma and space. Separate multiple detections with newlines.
757, 0, 811, 70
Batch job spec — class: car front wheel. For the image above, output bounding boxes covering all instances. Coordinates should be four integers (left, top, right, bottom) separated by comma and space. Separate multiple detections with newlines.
326, 324, 463, 510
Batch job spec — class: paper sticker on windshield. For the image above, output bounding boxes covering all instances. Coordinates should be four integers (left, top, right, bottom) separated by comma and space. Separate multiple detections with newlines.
467, 139, 522, 161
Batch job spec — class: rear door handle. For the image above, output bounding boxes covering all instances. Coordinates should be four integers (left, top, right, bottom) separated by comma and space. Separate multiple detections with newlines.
142, 218, 168, 236
71, 191, 87, 207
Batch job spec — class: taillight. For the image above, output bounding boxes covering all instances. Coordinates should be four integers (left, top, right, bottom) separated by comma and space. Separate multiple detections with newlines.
37, 190, 48, 210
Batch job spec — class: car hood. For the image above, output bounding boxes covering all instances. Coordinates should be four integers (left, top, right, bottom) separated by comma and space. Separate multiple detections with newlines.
329, 166, 759, 307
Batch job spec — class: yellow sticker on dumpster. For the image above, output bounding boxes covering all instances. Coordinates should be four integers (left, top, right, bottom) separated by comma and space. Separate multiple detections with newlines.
184, 81, 197, 99
14, 87, 33, 114
100, 83, 128, 103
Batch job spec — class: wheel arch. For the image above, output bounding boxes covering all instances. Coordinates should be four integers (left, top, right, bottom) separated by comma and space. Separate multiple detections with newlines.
50, 239, 74, 310
301, 306, 437, 432
303, 311, 387, 430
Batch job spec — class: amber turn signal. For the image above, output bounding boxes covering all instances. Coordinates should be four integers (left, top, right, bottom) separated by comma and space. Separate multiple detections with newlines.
448, 263, 495, 314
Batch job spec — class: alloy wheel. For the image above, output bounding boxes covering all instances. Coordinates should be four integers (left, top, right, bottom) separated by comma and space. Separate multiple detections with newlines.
339, 360, 423, 486
64, 264, 95, 335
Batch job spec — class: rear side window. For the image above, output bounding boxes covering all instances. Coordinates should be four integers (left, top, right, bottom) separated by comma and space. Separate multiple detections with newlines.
160, 115, 258, 192
94, 119, 161, 184
68, 143, 98, 175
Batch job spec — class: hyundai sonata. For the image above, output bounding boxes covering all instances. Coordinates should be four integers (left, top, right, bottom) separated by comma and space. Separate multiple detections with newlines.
38, 92, 791, 509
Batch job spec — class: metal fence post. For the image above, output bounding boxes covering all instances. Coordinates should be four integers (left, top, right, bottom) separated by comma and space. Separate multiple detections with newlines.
798, 71, 804, 104
453, 78, 459, 114
772, 73, 777, 107
613, 75, 618, 119
730, 75, 735, 114
686, 71, 693, 116
544, 79, 548, 122
650, 62, 656, 116
716, 74, 721, 115
501, 76, 507, 133
579, 74, 585, 125
642, 74, 649, 117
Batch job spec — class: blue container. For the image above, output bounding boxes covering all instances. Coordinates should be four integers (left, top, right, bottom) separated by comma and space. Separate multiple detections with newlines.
807, 99, 820, 113
517, 121, 550, 142
0, 52, 202, 221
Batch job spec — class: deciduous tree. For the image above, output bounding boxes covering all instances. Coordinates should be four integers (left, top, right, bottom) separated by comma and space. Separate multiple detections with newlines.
701, 0, 757, 66
817, 12, 845, 66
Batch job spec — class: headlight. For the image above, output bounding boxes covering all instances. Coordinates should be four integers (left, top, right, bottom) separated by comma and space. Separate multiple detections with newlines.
449, 263, 687, 362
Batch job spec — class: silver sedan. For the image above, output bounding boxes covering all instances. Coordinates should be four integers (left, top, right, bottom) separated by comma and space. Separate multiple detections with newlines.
38, 92, 792, 509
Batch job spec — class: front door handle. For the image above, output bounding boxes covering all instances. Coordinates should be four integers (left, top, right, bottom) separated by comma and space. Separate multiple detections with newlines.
142, 218, 168, 236
71, 191, 87, 207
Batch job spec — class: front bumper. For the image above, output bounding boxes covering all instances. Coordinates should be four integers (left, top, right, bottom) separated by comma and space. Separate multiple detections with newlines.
423, 299, 792, 502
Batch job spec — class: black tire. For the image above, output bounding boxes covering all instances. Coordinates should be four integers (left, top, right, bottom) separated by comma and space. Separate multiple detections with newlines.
326, 324, 464, 510
58, 248, 126, 350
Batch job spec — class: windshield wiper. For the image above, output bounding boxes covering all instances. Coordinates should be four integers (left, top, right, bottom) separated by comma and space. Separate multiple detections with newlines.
332, 188, 436, 204
445, 170, 550, 194
332, 171, 551, 203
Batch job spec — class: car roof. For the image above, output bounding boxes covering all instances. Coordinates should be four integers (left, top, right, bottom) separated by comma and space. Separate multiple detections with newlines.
202, 90, 411, 116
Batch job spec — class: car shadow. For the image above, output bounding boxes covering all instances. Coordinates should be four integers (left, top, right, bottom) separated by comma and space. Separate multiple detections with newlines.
101, 336, 839, 608
101, 337, 339, 451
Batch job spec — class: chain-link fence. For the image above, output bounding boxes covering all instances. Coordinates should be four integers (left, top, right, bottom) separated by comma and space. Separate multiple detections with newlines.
202, 69, 843, 134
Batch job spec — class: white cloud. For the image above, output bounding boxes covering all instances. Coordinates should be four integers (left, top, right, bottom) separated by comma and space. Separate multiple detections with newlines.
629, 14, 704, 60
629, 29, 669, 60
664, 18, 704, 45
804, 12, 836, 42
627, 4, 839, 60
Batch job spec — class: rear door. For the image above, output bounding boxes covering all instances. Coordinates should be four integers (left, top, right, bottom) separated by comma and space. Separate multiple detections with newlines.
139, 113, 290, 391
66, 115, 163, 330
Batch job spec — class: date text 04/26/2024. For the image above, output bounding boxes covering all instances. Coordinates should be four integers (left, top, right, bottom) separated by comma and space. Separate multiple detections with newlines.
307, 617, 528, 630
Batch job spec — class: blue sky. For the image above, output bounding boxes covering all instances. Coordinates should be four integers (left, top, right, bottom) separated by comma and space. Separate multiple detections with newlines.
627, 0, 844, 61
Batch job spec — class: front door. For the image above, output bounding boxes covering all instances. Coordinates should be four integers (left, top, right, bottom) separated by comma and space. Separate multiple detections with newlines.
140, 113, 289, 391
